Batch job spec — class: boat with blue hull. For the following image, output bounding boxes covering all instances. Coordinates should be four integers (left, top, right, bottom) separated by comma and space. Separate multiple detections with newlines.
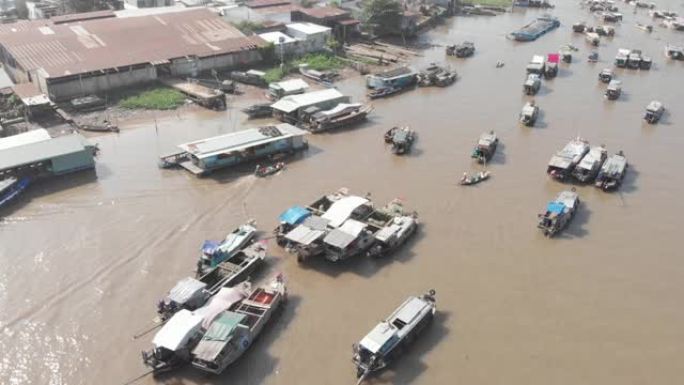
0, 176, 31, 210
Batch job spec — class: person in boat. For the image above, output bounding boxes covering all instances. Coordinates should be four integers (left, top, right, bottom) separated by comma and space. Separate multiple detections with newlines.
461, 172, 468, 183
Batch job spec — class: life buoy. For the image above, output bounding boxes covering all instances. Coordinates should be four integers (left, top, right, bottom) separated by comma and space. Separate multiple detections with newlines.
240, 337, 250, 350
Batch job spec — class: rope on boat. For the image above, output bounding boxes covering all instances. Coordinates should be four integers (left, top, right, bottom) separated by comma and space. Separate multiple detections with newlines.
122, 369, 154, 385
132, 321, 164, 340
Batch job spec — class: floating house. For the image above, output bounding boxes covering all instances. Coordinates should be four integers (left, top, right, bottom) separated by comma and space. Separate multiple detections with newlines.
366, 66, 418, 90
271, 89, 349, 123
0, 131, 97, 178
268, 78, 310, 100
170, 124, 308, 176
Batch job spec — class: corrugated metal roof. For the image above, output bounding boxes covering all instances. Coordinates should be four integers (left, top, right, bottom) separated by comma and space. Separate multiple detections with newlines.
0, 134, 93, 172
0, 9, 267, 79
0, 129, 50, 150
285, 225, 325, 245
271, 89, 345, 113
178, 123, 307, 160
297, 6, 349, 19
166, 277, 207, 306
269, 78, 309, 93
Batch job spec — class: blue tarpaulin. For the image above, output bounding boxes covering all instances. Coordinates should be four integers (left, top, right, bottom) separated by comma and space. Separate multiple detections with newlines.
547, 202, 566, 214
278, 205, 311, 225
202, 240, 221, 256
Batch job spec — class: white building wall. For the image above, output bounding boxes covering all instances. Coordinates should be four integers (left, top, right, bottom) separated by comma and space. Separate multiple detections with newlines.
45, 66, 158, 101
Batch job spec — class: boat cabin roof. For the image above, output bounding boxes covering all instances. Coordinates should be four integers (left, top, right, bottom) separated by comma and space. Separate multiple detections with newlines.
167, 277, 207, 305
361, 322, 398, 355
478, 132, 497, 146
556, 190, 579, 208
607, 80, 621, 90
601, 154, 627, 174
578, 146, 606, 169
646, 101, 663, 111
153, 309, 203, 351
393, 129, 410, 143
285, 224, 326, 245
322, 196, 370, 228
521, 103, 537, 115
192, 311, 246, 362
323, 219, 367, 248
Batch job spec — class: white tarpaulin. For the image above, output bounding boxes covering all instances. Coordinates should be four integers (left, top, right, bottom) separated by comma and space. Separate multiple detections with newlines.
193, 284, 250, 329
322, 196, 369, 228
152, 309, 203, 351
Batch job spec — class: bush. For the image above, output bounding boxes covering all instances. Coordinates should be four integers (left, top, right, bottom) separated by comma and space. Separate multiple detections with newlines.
119, 86, 185, 110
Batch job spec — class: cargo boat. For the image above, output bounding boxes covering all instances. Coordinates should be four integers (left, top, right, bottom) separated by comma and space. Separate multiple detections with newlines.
546, 138, 590, 180
353, 290, 437, 381
537, 190, 580, 237
572, 146, 607, 183
191, 274, 287, 374
305, 103, 373, 133
510, 15, 560, 42
156, 243, 266, 321
471, 131, 498, 163
595, 151, 628, 191
196, 223, 257, 277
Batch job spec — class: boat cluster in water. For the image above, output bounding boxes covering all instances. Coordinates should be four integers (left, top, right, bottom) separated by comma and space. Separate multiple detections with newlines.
139, 189, 431, 381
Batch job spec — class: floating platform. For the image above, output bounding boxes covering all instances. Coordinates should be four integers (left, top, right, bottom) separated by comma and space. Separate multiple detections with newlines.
510, 15, 560, 41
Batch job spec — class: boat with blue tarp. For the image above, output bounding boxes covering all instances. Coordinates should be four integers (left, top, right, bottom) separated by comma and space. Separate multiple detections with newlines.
275, 205, 312, 246
537, 190, 580, 237
196, 223, 257, 276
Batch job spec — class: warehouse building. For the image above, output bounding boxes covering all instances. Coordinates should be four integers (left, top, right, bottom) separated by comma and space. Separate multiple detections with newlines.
0, 9, 268, 101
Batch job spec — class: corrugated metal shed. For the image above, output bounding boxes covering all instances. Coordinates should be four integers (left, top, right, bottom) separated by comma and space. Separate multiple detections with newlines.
0, 9, 267, 79
0, 133, 94, 172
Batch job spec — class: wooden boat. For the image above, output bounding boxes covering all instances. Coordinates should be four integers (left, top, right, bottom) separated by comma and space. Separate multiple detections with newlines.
299, 65, 339, 83
471, 131, 498, 163
537, 190, 580, 237
595, 151, 627, 191
446, 41, 475, 57
0, 176, 31, 209
385, 126, 415, 155
79, 120, 119, 133
460, 171, 491, 186
523, 74, 541, 95
156, 242, 266, 321
353, 290, 437, 381
196, 223, 257, 277
520, 101, 539, 126
644, 100, 664, 124
241, 103, 272, 119
598, 68, 613, 83
605, 80, 622, 100
665, 45, 684, 60
368, 86, 403, 99
142, 284, 251, 375
191, 274, 287, 374
307, 103, 372, 133
546, 137, 590, 181
572, 146, 607, 183
366, 212, 418, 258
254, 162, 285, 177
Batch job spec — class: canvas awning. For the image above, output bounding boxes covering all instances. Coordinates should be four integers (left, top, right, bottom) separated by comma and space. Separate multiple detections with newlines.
278, 205, 311, 225
152, 309, 203, 351
321, 196, 369, 228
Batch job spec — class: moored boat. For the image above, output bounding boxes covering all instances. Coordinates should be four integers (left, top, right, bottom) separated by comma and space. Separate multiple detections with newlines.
520, 101, 539, 126
142, 284, 250, 374
524, 74, 541, 95
446, 41, 475, 57
471, 131, 498, 163
598, 68, 613, 83
366, 208, 418, 258
196, 223, 257, 277
546, 137, 590, 181
306, 103, 372, 133
191, 274, 287, 374
537, 190, 580, 237
605, 80, 622, 100
595, 151, 628, 191
255, 162, 285, 177
644, 101, 664, 124
460, 171, 491, 186
353, 290, 437, 381
385, 126, 416, 155
241, 103, 273, 119
156, 242, 266, 321
572, 145, 607, 183
0, 176, 31, 209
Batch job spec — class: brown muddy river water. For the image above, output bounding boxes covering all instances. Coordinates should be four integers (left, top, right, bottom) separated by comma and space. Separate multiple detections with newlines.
2, 2, 684, 384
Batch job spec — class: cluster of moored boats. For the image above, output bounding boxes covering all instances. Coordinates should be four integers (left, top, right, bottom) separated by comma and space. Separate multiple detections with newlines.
138, 185, 434, 381
275, 189, 418, 263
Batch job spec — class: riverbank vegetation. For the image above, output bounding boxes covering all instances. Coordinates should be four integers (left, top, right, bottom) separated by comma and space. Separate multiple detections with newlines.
263, 53, 345, 83
119, 86, 186, 110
